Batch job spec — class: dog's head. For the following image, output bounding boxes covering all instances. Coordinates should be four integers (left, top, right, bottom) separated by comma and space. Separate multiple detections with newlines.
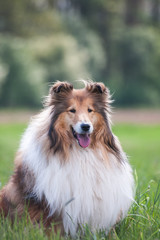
47, 81, 119, 158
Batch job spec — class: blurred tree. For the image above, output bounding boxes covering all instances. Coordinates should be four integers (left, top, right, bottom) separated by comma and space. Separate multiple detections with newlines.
63, 15, 106, 80
30, 32, 105, 83
109, 27, 160, 106
0, 0, 63, 36
60, 0, 122, 78
125, 0, 143, 25
0, 0, 160, 107
0, 38, 45, 107
152, 0, 160, 25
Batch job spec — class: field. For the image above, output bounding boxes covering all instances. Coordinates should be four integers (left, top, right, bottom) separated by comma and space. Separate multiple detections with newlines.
0, 111, 160, 239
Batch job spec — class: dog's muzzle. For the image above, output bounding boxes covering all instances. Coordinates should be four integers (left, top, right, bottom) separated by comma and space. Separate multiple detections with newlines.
72, 122, 93, 148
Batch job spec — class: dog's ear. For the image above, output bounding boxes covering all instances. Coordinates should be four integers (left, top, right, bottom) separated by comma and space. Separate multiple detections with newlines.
45, 81, 73, 106
86, 82, 106, 94
50, 81, 73, 95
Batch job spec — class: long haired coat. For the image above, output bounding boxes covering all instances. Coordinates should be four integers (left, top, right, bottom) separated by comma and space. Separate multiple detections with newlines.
0, 81, 134, 236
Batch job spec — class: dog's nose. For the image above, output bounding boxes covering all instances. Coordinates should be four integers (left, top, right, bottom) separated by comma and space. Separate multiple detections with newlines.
81, 123, 90, 132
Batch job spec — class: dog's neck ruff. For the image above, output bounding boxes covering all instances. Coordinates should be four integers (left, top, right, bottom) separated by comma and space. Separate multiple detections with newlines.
21, 124, 134, 236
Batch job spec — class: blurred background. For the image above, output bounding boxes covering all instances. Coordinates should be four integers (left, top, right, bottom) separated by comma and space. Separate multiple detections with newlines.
0, 0, 160, 109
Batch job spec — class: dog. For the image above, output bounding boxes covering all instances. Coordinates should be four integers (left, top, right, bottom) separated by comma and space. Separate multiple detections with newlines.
0, 81, 134, 236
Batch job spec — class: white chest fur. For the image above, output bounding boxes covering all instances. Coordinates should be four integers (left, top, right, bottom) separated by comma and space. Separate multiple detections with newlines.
22, 131, 134, 236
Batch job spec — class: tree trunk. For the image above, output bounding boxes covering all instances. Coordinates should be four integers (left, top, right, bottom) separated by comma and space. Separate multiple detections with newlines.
152, 0, 160, 24
125, 0, 143, 25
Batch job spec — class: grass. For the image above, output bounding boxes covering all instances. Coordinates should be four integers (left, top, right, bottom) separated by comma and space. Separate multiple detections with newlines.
0, 123, 160, 239
0, 124, 26, 185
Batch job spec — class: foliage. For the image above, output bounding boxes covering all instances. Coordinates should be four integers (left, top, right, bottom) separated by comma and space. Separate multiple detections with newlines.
0, 31, 106, 107
1, 0, 160, 107
0, 37, 45, 108
64, 14, 106, 81
31, 32, 105, 84
0, 0, 64, 36
109, 26, 160, 106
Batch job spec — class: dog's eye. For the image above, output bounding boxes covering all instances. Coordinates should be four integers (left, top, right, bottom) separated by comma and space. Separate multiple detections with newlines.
88, 108, 93, 113
69, 109, 76, 113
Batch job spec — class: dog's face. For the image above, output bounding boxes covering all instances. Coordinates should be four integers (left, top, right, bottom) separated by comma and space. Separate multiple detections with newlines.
66, 94, 95, 148
47, 81, 119, 157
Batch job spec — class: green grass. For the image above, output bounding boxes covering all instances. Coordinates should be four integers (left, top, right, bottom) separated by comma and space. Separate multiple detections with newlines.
0, 124, 26, 185
0, 123, 160, 239
113, 125, 160, 187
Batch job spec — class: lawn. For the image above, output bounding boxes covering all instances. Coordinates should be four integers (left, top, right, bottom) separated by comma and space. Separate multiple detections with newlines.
0, 123, 160, 239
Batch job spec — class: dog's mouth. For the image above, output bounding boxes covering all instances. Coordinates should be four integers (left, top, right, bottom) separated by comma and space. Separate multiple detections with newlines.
72, 128, 90, 148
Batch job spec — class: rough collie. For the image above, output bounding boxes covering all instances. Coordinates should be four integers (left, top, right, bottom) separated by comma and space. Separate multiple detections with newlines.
0, 81, 134, 236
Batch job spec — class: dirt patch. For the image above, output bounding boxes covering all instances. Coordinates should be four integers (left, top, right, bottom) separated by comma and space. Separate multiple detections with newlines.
112, 109, 160, 125
0, 109, 160, 125
0, 110, 38, 124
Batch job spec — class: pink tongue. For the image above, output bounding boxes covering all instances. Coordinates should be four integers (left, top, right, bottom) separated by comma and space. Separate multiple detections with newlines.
77, 134, 90, 148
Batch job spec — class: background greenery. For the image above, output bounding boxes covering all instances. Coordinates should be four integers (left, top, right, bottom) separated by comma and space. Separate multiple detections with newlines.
0, 0, 160, 107
0, 123, 160, 239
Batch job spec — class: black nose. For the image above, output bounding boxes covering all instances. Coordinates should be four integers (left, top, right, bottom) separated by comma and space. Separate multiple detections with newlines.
81, 123, 90, 132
